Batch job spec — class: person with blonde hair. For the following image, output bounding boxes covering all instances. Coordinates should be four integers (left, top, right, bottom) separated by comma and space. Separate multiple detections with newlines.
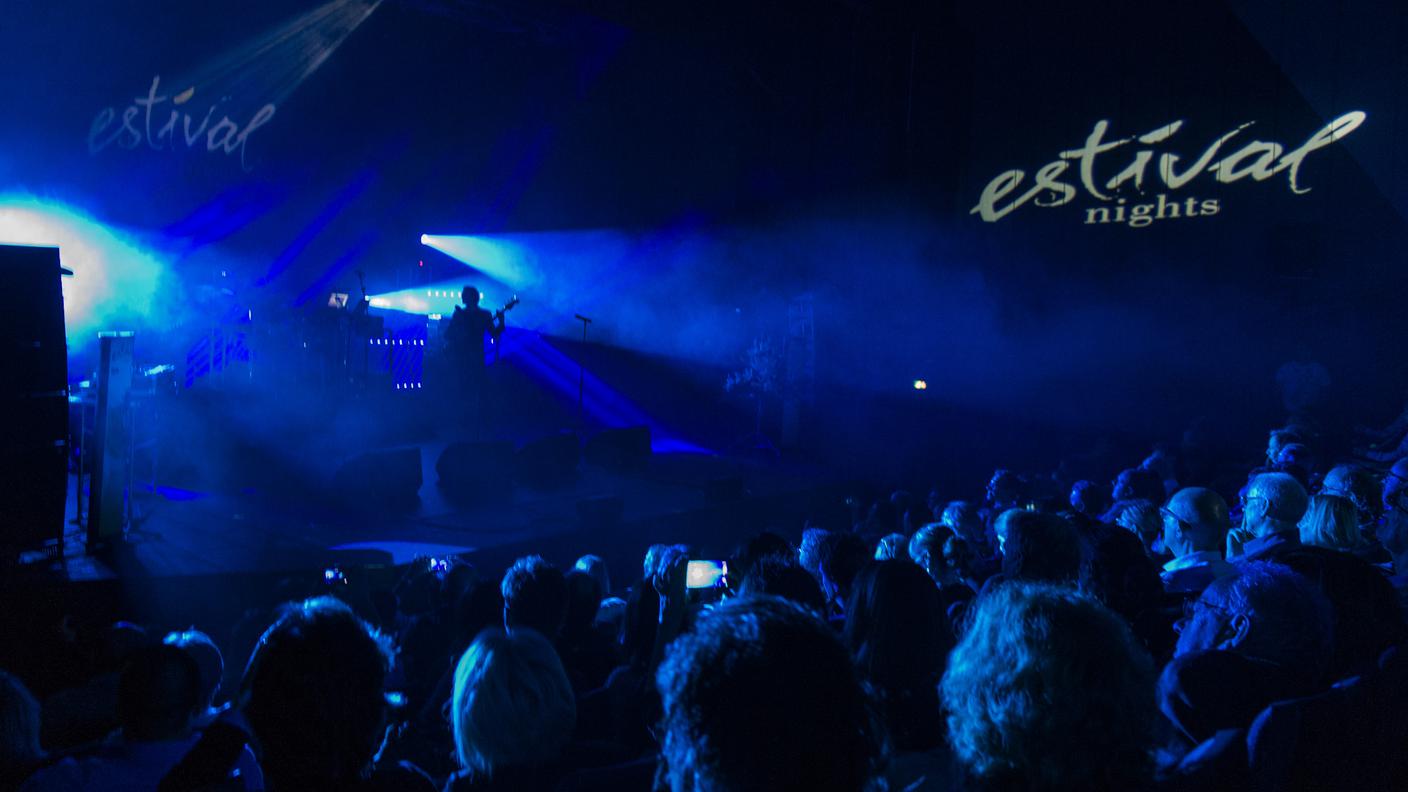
1299, 493, 1378, 559
447, 628, 576, 791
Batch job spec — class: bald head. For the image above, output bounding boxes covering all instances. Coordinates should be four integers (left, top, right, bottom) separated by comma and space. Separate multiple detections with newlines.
1321, 464, 1380, 521
1163, 488, 1229, 556
1243, 472, 1308, 538
1320, 465, 1357, 497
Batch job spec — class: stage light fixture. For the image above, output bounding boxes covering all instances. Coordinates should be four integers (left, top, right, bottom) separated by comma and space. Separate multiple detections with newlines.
420, 233, 429, 245
913, 380, 928, 390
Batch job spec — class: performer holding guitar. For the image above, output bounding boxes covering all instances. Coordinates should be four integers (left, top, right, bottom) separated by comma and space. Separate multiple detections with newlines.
444, 286, 517, 432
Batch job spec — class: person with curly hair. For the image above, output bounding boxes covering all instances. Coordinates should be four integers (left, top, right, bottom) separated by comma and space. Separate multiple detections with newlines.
940, 582, 1157, 791
656, 595, 884, 792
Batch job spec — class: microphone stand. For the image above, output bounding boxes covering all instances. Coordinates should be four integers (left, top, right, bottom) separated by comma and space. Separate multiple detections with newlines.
574, 314, 592, 432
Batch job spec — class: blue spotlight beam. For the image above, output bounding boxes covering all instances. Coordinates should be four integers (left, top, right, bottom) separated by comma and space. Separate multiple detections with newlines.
504, 328, 711, 455
255, 167, 378, 287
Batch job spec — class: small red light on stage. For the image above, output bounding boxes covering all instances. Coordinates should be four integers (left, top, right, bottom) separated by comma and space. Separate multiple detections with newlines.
418, 260, 423, 267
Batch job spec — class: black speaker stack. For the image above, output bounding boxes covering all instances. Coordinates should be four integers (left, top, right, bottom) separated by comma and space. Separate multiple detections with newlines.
0, 245, 69, 555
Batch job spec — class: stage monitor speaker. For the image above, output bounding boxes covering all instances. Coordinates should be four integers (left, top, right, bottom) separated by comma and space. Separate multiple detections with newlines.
333, 446, 422, 508
0, 245, 68, 552
584, 426, 652, 472
87, 332, 135, 546
436, 440, 515, 501
515, 432, 580, 489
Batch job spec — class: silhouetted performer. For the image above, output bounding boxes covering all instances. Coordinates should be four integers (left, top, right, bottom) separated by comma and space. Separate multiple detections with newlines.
445, 286, 503, 432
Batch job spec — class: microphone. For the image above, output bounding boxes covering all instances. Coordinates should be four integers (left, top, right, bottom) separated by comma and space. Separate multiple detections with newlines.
574, 314, 593, 324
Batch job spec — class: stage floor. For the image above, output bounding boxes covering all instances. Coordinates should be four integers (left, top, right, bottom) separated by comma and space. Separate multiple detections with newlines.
19, 444, 830, 584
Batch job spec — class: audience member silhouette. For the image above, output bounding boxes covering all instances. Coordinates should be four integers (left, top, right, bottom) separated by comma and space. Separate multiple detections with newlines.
796, 527, 831, 580
873, 532, 908, 561
1112, 466, 1166, 504
162, 630, 225, 728
1160, 487, 1235, 595
240, 597, 402, 791
1228, 472, 1309, 560
941, 583, 1157, 791
1274, 545, 1407, 679
1160, 564, 1332, 756
737, 554, 827, 615
939, 501, 990, 555
0, 671, 44, 790
907, 523, 948, 583
445, 629, 576, 792
1069, 479, 1111, 519
732, 531, 792, 580
558, 572, 618, 694
656, 595, 883, 792
1113, 499, 1163, 557
817, 532, 868, 617
501, 556, 567, 639
1299, 493, 1375, 556
995, 510, 1082, 585
1080, 525, 1173, 662
1318, 463, 1382, 530
843, 561, 951, 755
13, 402, 1408, 792
25, 645, 260, 791
1174, 562, 1332, 692
1379, 457, 1408, 607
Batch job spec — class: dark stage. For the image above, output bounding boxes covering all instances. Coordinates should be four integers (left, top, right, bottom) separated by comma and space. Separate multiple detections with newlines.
27, 447, 829, 586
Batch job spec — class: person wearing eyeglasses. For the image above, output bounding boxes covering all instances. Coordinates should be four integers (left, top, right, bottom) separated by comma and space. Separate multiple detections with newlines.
1226, 473, 1309, 561
1161, 562, 1334, 752
1160, 488, 1235, 595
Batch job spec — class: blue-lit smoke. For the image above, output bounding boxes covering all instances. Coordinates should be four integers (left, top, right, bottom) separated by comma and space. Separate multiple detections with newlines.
411, 225, 760, 367
402, 208, 1199, 431
0, 193, 186, 354
503, 328, 711, 454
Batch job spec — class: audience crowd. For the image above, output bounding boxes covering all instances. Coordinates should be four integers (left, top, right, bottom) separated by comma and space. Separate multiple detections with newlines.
4, 413, 1408, 791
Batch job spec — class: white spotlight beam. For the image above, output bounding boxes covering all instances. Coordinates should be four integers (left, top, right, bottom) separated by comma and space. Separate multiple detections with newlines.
419, 234, 540, 291
169, 0, 384, 110
369, 280, 500, 318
